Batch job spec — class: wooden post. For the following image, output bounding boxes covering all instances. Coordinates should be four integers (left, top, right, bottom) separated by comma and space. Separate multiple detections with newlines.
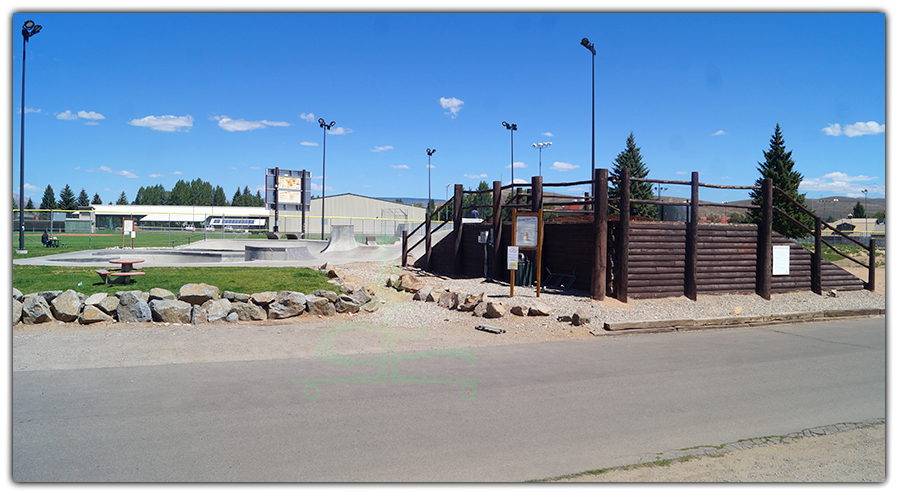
452, 184, 464, 276
401, 229, 408, 267
866, 238, 876, 291
424, 215, 432, 271
491, 180, 502, 279
510, 209, 517, 297
615, 167, 630, 302
591, 168, 608, 300
531, 176, 542, 213
757, 178, 773, 300
812, 216, 822, 295
685, 172, 699, 301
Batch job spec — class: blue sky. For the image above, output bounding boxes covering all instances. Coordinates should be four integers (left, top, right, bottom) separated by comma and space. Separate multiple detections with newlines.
7, 9, 886, 206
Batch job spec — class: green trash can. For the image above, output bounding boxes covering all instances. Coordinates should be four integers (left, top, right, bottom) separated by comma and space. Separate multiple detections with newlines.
515, 260, 533, 286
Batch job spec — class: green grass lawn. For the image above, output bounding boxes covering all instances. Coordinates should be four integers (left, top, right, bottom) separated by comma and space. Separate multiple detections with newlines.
800, 242, 884, 264
12, 265, 341, 296
12, 231, 268, 260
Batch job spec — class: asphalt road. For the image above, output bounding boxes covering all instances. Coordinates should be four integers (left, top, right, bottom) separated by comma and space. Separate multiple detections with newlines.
12, 317, 885, 482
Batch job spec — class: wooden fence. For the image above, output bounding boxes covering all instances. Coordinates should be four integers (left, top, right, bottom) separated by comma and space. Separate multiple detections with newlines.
403, 169, 874, 302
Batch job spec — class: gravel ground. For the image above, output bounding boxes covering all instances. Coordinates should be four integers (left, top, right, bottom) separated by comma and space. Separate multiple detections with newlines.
12, 259, 886, 482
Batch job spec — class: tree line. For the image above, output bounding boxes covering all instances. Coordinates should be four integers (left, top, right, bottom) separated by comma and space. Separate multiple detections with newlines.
16, 178, 265, 213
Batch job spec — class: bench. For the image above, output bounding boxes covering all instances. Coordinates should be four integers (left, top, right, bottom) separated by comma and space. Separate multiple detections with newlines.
285, 233, 300, 240
264, 232, 280, 240
95, 269, 111, 284
109, 271, 146, 285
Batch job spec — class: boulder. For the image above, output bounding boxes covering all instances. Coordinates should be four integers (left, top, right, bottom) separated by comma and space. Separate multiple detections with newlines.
13, 288, 23, 302
349, 286, 373, 305
387, 274, 403, 290
425, 289, 443, 302
225, 311, 240, 323
177, 283, 220, 306
37, 290, 63, 304
149, 288, 176, 301
84, 292, 108, 307
572, 308, 591, 326
12, 298, 23, 325
21, 295, 53, 325
79, 304, 115, 324
223, 290, 251, 303
472, 301, 489, 317
150, 299, 193, 324
510, 305, 529, 316
96, 296, 120, 316
268, 291, 307, 319
307, 296, 336, 317
400, 273, 426, 293
528, 302, 552, 316
484, 302, 507, 319
202, 298, 234, 322
413, 285, 434, 301
458, 292, 487, 312
437, 290, 460, 309
116, 291, 152, 323
191, 304, 207, 324
335, 294, 361, 314
313, 289, 339, 303
251, 291, 277, 307
231, 301, 267, 321
50, 289, 82, 322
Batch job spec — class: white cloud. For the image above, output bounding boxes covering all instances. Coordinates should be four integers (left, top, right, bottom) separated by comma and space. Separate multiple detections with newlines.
56, 110, 78, 120
505, 161, 527, 170
129, 115, 193, 132
212, 115, 290, 132
542, 132, 554, 137
89, 165, 139, 178
300, 141, 318, 147
73, 166, 80, 170
172, 171, 183, 175
372, 146, 394, 153
800, 171, 882, 196
20, 107, 42, 114
391, 164, 409, 169
439, 97, 464, 118
328, 127, 353, 135
822, 121, 885, 137
147, 173, 163, 178
551, 161, 579, 172
300, 112, 316, 123
463, 173, 488, 179
676, 171, 689, 176
78, 110, 105, 121
712, 130, 727, 136
249, 166, 260, 170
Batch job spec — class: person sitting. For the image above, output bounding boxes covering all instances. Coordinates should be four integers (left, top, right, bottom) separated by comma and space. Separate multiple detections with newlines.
42, 230, 51, 247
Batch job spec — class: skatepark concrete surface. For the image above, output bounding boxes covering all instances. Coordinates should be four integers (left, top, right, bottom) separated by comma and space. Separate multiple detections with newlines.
13, 226, 452, 269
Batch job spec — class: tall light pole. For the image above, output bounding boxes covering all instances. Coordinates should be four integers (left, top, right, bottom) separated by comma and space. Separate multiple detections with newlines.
18, 19, 42, 254
861, 189, 868, 235
532, 142, 551, 177
445, 183, 452, 220
502, 121, 517, 185
832, 199, 838, 222
426, 148, 436, 217
581, 37, 596, 196
318, 118, 335, 240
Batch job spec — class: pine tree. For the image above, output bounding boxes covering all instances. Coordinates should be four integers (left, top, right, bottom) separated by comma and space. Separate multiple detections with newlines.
748, 124, 813, 239
610, 133, 656, 219
77, 188, 90, 207
852, 201, 866, 218
232, 187, 244, 206
213, 186, 227, 206
91, 193, 103, 205
39, 185, 57, 210
25, 198, 35, 210
116, 191, 129, 205
58, 184, 77, 211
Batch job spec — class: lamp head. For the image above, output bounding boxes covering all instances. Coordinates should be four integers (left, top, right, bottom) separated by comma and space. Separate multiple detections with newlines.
502, 121, 509, 128
24, 20, 34, 29
318, 118, 324, 124
329, 121, 335, 127
532, 143, 537, 148
581, 37, 596, 55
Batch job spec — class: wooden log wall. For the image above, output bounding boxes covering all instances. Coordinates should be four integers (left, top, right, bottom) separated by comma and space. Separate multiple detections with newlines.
770, 235, 865, 293
696, 224, 758, 296
627, 222, 686, 299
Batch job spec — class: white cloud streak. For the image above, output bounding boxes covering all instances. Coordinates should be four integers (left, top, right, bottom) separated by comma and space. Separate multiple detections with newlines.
541, 132, 554, 137
88, 165, 139, 178
300, 112, 316, 123
391, 164, 409, 169
551, 161, 579, 172
822, 121, 885, 137
439, 97, 464, 118
300, 141, 318, 147
129, 115, 193, 132
800, 171, 883, 196
372, 146, 394, 152
328, 127, 353, 135
463, 173, 488, 179
212, 115, 291, 132
712, 130, 727, 136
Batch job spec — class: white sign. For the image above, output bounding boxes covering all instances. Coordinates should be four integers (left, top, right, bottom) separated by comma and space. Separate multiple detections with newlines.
123, 219, 133, 233
516, 216, 539, 248
507, 246, 519, 270
773, 245, 790, 275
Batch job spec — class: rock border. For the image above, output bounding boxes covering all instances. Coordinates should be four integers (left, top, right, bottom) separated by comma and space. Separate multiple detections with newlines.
12, 262, 380, 327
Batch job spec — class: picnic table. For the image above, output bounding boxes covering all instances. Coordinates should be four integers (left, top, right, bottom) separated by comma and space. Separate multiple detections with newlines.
96, 258, 146, 284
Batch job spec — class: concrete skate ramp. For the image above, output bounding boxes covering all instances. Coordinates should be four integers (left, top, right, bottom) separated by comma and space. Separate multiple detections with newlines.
321, 225, 359, 253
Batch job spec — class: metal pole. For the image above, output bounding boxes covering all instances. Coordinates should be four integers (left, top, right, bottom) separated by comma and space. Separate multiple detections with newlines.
322, 127, 327, 240
18, 30, 27, 253
510, 127, 514, 186
591, 47, 595, 197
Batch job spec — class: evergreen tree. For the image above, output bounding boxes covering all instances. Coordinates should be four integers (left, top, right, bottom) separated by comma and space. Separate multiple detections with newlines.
39, 185, 57, 210
231, 187, 244, 206
58, 184, 78, 211
169, 180, 191, 205
213, 186, 227, 206
463, 180, 493, 219
91, 193, 103, 205
77, 188, 90, 207
610, 133, 656, 219
852, 201, 866, 218
116, 191, 129, 205
748, 124, 813, 239
25, 198, 35, 210
254, 190, 265, 207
